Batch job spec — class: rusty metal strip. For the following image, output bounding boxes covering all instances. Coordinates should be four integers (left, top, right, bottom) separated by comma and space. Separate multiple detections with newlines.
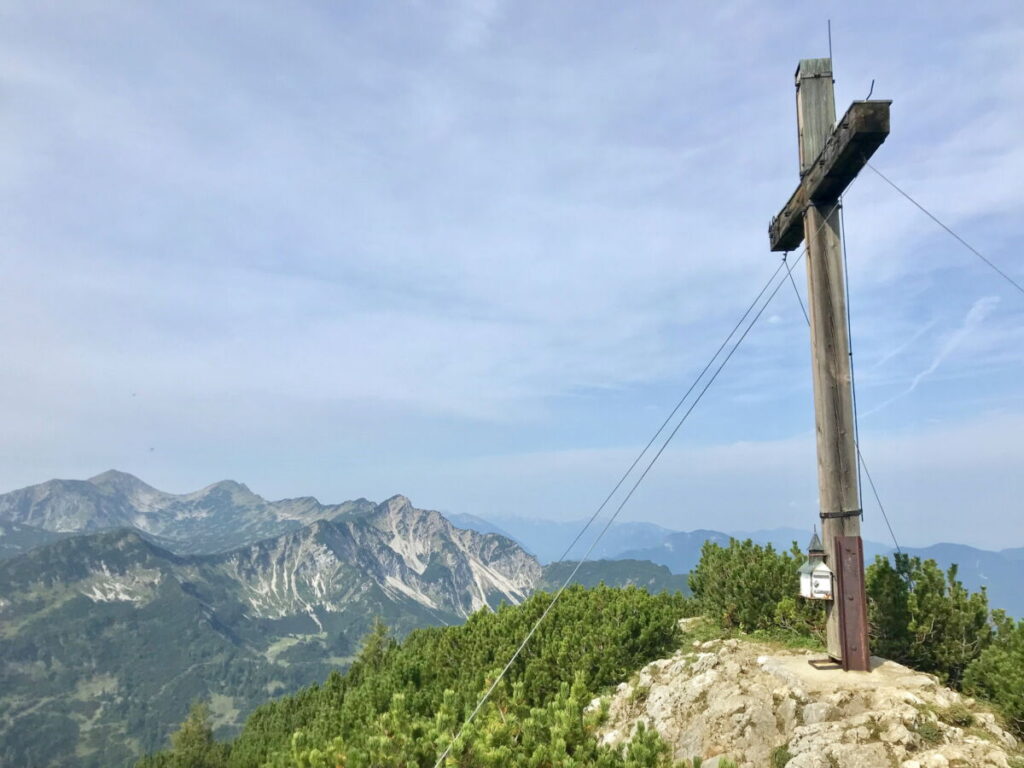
833, 535, 871, 672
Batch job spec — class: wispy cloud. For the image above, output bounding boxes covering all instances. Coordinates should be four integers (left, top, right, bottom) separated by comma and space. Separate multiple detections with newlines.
863, 296, 1001, 417
869, 319, 938, 371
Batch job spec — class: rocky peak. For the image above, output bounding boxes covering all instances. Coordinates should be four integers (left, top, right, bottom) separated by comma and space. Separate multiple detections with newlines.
87, 470, 172, 513
197, 479, 258, 498
87, 470, 153, 493
370, 496, 447, 541
598, 618, 1019, 768
382, 494, 413, 513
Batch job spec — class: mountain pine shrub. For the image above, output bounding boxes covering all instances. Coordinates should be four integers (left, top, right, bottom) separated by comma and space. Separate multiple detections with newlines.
139, 584, 692, 768
963, 612, 1024, 737
866, 554, 991, 687
689, 538, 999, 692
688, 539, 825, 641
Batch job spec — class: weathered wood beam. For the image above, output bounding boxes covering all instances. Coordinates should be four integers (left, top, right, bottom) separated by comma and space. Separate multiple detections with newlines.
770, 184, 808, 253
769, 99, 891, 252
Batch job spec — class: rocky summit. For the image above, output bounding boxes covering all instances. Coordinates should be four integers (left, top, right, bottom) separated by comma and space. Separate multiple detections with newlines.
598, 618, 1019, 768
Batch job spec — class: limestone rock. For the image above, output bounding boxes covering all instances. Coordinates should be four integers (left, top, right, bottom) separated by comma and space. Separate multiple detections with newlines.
598, 631, 1020, 768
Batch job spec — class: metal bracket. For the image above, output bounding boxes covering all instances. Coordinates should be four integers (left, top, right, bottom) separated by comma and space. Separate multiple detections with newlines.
820, 508, 862, 520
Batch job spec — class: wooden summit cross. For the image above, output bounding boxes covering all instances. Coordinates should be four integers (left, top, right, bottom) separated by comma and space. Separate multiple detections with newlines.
769, 58, 891, 671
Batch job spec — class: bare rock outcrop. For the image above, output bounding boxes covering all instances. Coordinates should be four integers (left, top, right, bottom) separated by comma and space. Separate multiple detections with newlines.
597, 619, 1020, 768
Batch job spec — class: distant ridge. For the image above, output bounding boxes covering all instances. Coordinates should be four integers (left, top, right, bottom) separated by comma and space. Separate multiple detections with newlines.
0, 470, 377, 556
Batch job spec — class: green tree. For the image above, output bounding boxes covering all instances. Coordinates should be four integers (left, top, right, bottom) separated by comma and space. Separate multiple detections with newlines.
137, 699, 229, 768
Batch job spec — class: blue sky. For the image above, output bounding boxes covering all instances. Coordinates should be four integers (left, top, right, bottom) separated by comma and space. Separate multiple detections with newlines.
2, 1, 1022, 549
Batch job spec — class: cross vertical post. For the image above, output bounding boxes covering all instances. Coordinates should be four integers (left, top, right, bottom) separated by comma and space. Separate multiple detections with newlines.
800, 58, 864, 667
770, 58, 891, 671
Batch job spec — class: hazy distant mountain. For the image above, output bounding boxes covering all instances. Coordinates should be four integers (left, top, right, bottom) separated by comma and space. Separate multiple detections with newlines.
456, 515, 680, 563
0, 494, 540, 768
893, 542, 1024, 619
443, 511, 518, 541
618, 529, 733, 575
539, 559, 690, 594
1000, 547, 1024, 562
0, 470, 376, 554
728, 527, 817, 552
731, 526, 896, 562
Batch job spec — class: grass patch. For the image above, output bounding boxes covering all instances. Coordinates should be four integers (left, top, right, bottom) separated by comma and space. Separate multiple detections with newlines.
770, 744, 793, 767
938, 703, 975, 728
745, 627, 826, 652
680, 615, 825, 653
628, 684, 650, 708
912, 718, 944, 745
677, 616, 727, 645
965, 726, 996, 743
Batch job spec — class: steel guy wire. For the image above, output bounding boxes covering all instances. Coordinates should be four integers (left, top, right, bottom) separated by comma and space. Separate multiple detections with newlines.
432, 251, 822, 767
866, 162, 1024, 297
431, 200, 853, 768
839, 199, 866, 514
784, 235, 904, 556
546, 259, 789, 569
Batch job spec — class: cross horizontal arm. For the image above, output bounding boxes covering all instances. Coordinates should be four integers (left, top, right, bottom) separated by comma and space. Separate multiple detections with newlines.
769, 99, 891, 252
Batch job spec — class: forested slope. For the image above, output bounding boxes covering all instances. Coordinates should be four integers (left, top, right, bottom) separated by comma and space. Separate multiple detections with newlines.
138, 539, 1024, 768
140, 585, 692, 768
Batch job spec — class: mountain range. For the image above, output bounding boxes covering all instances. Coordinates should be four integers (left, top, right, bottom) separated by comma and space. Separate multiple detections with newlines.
0, 469, 376, 556
0, 473, 683, 768
2, 470, 1019, 767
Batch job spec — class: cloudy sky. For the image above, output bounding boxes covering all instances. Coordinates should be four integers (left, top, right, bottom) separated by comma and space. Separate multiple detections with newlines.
2, 1, 1022, 549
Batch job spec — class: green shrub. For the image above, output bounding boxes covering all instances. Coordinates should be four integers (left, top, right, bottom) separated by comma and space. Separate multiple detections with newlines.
866, 554, 991, 687
688, 539, 823, 640
963, 612, 1024, 737
912, 718, 944, 745
137, 700, 230, 768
